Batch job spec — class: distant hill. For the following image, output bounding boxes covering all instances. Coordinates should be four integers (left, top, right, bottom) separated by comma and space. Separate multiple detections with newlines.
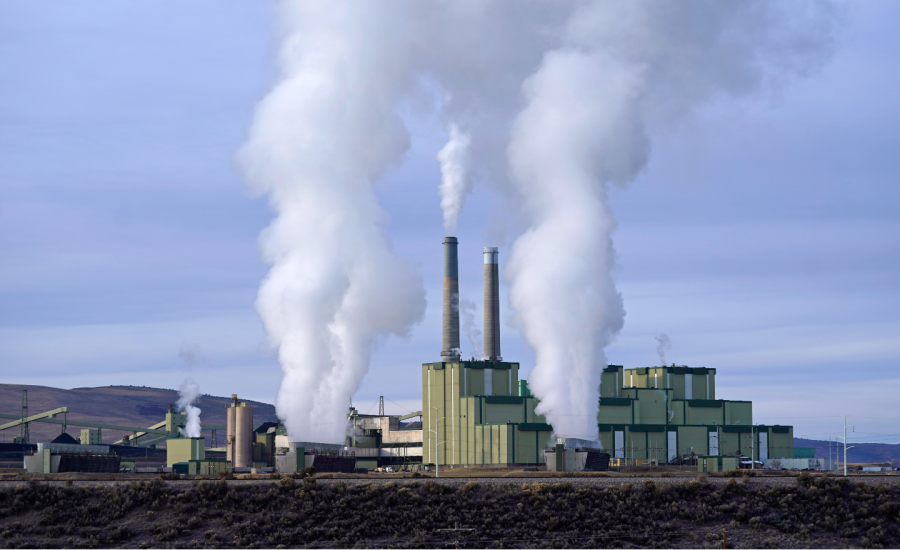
0, 384, 278, 445
794, 437, 900, 465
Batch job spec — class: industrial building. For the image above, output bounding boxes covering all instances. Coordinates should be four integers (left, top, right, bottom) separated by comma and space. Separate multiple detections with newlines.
24, 442, 120, 474
346, 407, 423, 471
422, 240, 553, 467
419, 236, 795, 472
274, 441, 357, 474
596, 364, 794, 467
6, 236, 800, 476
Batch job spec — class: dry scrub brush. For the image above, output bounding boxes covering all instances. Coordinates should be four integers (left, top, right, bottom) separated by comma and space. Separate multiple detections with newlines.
0, 473, 896, 548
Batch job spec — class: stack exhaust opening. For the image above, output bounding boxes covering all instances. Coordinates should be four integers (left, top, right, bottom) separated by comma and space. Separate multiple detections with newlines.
483, 247, 501, 360
441, 237, 460, 361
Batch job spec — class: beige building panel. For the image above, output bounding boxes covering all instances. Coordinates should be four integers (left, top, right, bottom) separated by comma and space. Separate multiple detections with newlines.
466, 425, 478, 464
499, 427, 509, 463
647, 368, 665, 389
167, 437, 205, 467
473, 426, 483, 464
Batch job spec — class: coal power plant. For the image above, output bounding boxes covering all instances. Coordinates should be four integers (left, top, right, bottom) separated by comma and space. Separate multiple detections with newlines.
1, 236, 805, 475
294, 236, 801, 474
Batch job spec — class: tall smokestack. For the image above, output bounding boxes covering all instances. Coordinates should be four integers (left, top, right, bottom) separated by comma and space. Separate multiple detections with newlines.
441, 237, 460, 360
484, 247, 501, 360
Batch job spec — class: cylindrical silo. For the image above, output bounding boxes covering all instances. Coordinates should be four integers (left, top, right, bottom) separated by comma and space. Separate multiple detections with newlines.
483, 247, 501, 360
235, 404, 253, 468
441, 237, 460, 360
226, 395, 236, 464
226, 395, 254, 468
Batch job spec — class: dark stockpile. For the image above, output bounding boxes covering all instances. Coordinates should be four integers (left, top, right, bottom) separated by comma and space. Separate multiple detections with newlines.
0, 474, 897, 548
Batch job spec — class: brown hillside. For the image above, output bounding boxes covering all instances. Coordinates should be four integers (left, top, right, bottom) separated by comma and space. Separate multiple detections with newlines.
0, 384, 278, 445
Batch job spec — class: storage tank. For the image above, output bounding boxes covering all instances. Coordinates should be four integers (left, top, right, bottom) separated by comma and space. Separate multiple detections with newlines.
226, 395, 254, 468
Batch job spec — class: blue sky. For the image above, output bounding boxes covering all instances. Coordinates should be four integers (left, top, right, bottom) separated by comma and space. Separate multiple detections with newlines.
1, 1, 897, 444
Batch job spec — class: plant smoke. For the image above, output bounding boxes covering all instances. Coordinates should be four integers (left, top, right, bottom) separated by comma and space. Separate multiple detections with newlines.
237, 4, 427, 442
505, 2, 837, 440
656, 334, 673, 367
243, 1, 838, 443
176, 378, 202, 438
437, 124, 473, 235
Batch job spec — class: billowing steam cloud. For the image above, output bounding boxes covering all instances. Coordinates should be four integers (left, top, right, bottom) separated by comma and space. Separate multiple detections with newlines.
505, 2, 836, 440
656, 334, 673, 367
238, 4, 426, 443
176, 378, 202, 438
437, 125, 473, 235
243, 1, 837, 444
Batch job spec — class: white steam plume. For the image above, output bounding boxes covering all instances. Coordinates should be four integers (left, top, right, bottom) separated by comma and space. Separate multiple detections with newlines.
242, 1, 837, 444
437, 124, 473, 235
237, 4, 426, 443
459, 299, 483, 360
176, 378, 202, 438
656, 334, 672, 367
504, 2, 837, 441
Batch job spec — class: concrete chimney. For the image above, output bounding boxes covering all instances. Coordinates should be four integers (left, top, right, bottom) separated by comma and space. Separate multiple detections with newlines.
441, 237, 460, 360
483, 247, 501, 361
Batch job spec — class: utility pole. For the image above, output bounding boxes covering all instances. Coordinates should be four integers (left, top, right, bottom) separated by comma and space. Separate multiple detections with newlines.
20, 390, 29, 445
751, 424, 755, 470
841, 416, 855, 477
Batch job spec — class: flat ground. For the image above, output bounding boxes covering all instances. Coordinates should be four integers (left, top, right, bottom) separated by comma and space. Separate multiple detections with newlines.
2, 467, 899, 486
0, 473, 897, 548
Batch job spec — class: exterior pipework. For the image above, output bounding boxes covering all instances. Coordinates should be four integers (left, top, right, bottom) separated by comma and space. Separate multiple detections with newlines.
483, 247, 501, 360
441, 237, 460, 360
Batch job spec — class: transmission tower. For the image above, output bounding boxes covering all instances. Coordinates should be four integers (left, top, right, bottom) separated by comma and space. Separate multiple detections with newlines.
20, 390, 29, 445
379, 396, 384, 416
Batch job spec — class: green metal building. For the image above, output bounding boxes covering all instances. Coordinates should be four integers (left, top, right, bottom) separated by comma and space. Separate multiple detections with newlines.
598, 365, 793, 464
420, 361, 793, 468
422, 360, 553, 466
418, 239, 792, 469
